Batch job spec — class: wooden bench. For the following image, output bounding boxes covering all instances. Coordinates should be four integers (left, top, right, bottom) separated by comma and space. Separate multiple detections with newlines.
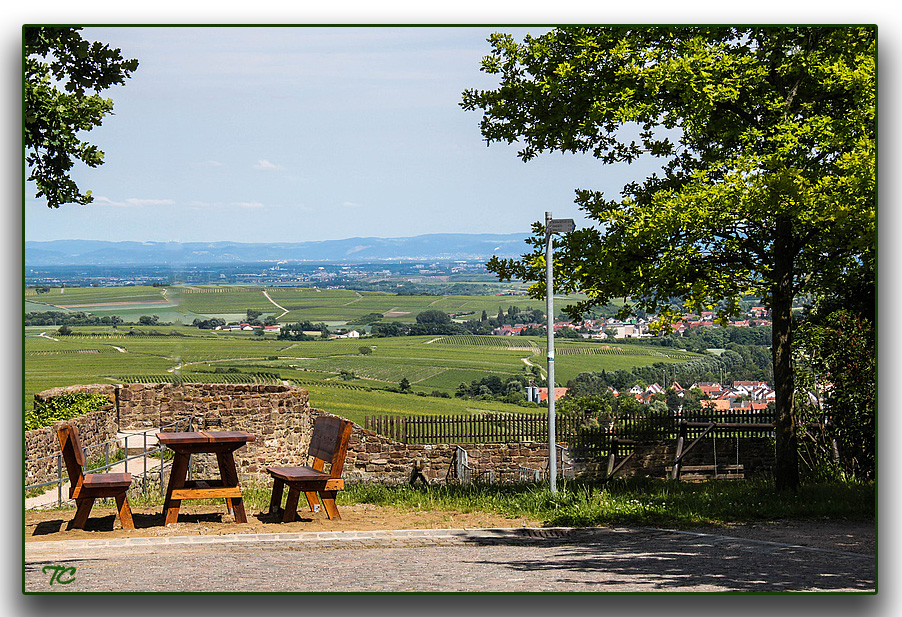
267, 416, 354, 522
57, 423, 135, 530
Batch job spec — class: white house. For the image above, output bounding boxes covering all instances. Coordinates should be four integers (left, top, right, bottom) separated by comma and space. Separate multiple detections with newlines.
331, 330, 360, 339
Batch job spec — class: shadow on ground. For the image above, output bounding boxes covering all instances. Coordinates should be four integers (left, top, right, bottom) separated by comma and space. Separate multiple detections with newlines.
458, 527, 875, 592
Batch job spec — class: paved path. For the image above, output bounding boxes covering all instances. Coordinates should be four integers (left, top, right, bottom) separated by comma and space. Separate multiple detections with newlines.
24, 526, 875, 593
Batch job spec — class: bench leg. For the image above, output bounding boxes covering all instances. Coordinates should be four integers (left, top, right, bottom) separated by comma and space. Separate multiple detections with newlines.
282, 486, 301, 523
269, 477, 285, 515
319, 491, 341, 520
305, 490, 320, 513
116, 493, 135, 530
71, 497, 95, 529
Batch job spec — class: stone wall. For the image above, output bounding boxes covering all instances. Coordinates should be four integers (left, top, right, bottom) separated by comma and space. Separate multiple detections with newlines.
342, 426, 557, 484
113, 382, 313, 432
342, 430, 773, 484
25, 408, 118, 488
116, 383, 316, 484
27, 383, 316, 486
27, 383, 774, 489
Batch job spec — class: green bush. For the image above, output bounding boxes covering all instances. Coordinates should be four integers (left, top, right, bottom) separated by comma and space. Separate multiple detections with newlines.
25, 392, 110, 431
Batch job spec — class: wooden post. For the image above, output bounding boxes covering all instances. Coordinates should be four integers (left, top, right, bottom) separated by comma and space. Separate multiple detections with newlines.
606, 438, 617, 479
673, 420, 687, 480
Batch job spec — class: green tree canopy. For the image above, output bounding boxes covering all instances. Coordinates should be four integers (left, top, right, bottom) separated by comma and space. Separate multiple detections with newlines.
415, 309, 452, 325
462, 26, 875, 491
24, 26, 139, 207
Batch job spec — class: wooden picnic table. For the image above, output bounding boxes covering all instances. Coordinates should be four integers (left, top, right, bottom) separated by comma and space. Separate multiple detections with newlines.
156, 430, 256, 525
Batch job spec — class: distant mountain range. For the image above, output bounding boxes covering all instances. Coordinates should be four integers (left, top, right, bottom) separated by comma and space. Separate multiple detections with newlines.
24, 234, 531, 266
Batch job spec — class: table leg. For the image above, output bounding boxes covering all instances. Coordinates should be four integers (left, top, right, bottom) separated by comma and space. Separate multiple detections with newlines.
216, 451, 247, 523
164, 452, 190, 525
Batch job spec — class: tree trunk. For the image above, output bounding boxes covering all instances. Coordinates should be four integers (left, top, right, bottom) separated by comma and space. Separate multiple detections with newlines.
772, 215, 800, 491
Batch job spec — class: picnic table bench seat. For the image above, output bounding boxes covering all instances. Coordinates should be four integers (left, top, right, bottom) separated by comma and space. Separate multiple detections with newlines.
267, 416, 354, 522
57, 423, 135, 530
267, 466, 346, 490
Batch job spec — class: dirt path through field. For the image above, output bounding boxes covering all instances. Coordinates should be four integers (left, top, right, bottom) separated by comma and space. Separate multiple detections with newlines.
522, 357, 546, 378
262, 289, 289, 318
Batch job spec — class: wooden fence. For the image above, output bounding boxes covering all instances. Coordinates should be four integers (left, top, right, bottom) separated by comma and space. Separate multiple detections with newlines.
364, 409, 780, 453
365, 412, 585, 445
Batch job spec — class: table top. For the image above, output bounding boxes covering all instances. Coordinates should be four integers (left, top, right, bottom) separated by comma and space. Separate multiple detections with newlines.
156, 430, 256, 446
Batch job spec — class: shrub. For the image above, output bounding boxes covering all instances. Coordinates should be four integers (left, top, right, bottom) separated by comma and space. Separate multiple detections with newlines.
25, 392, 110, 431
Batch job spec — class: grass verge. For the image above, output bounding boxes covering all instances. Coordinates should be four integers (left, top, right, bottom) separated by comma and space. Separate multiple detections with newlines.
59, 477, 874, 529
341, 478, 875, 528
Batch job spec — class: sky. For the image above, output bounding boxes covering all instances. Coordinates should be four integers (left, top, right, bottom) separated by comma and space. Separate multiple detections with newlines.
24, 25, 653, 244
15, 3, 896, 247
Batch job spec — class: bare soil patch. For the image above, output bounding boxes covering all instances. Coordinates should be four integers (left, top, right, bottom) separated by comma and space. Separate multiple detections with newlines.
25, 505, 874, 556
24, 504, 542, 543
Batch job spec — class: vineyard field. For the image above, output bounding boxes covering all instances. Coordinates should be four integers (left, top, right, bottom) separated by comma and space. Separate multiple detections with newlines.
25, 328, 700, 415
24, 286, 703, 418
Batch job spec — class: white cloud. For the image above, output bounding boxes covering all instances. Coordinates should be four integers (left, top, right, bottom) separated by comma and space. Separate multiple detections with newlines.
342, 201, 363, 208
126, 198, 176, 207
89, 196, 119, 206
187, 200, 229, 209
253, 159, 284, 171
90, 196, 175, 208
232, 201, 265, 209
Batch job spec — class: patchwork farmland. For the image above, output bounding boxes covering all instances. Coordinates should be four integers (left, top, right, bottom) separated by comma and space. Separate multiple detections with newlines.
24, 285, 700, 425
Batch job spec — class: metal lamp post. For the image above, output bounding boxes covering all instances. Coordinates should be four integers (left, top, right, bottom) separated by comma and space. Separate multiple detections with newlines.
545, 212, 575, 494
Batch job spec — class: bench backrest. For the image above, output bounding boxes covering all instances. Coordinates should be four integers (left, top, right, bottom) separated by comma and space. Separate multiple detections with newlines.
308, 416, 354, 478
57, 423, 86, 487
